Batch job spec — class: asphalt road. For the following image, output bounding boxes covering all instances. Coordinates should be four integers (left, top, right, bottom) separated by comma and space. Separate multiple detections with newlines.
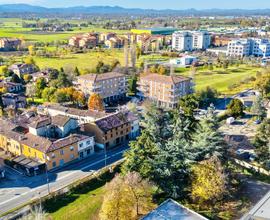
0, 145, 128, 216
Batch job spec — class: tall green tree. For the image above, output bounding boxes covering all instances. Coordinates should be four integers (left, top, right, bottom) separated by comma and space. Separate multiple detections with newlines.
35, 77, 47, 98
128, 75, 138, 96
251, 94, 266, 120
253, 119, 270, 167
191, 106, 226, 162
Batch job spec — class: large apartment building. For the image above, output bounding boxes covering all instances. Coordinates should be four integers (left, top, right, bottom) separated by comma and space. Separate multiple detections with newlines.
172, 31, 211, 51
227, 38, 270, 57
172, 32, 193, 51
138, 74, 193, 108
77, 72, 128, 103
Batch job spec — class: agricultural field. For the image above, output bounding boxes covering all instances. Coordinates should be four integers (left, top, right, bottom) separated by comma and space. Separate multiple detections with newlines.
0, 18, 126, 43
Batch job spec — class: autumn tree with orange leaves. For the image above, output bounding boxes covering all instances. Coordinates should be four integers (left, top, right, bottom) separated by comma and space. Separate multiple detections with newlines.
88, 93, 104, 111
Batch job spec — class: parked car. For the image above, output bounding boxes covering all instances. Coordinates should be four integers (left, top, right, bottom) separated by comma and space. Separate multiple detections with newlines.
227, 117, 235, 125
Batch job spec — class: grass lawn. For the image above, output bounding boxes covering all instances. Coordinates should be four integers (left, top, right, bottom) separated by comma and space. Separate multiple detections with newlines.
48, 187, 104, 220
11, 50, 125, 71
177, 65, 261, 95
44, 166, 121, 220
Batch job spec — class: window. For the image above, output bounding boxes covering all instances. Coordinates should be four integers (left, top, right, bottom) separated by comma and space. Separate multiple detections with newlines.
79, 143, 83, 148
70, 146, 74, 151
70, 154, 74, 159
60, 149, 64, 155
86, 140, 90, 145
51, 153, 56, 159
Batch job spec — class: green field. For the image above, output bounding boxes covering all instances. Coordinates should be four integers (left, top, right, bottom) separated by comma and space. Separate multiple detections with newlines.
0, 18, 126, 43
177, 65, 261, 95
33, 50, 125, 70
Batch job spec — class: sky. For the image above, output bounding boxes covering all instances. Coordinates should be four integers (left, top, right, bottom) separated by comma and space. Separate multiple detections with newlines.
0, 0, 270, 10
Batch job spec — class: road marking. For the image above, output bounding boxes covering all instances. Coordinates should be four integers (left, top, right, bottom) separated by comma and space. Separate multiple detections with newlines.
0, 149, 127, 207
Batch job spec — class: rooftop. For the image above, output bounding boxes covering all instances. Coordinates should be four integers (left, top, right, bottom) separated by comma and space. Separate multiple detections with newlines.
142, 199, 208, 220
51, 115, 72, 127
43, 104, 107, 119
140, 73, 190, 85
78, 72, 126, 83
95, 112, 128, 132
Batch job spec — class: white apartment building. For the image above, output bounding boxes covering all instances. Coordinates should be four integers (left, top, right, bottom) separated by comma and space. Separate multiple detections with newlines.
227, 38, 270, 58
172, 31, 211, 51
172, 32, 193, 51
192, 31, 211, 50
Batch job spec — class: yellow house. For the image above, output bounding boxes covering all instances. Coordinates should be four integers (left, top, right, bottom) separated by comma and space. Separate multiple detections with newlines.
0, 120, 22, 156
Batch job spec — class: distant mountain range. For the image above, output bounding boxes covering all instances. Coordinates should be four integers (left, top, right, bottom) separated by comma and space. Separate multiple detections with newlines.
0, 4, 270, 16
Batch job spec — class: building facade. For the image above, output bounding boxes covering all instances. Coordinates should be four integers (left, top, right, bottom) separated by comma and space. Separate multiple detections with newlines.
172, 32, 193, 51
77, 72, 128, 103
227, 38, 270, 57
172, 31, 211, 51
138, 74, 193, 108
82, 112, 131, 149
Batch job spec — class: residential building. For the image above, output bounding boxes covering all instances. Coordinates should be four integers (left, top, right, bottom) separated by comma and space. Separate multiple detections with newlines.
227, 38, 270, 57
0, 117, 95, 172
2, 93, 27, 109
99, 32, 116, 43
138, 73, 193, 108
0, 81, 23, 93
137, 34, 165, 52
105, 36, 125, 48
77, 72, 128, 103
124, 111, 140, 140
172, 31, 193, 51
69, 32, 98, 48
28, 115, 78, 138
142, 199, 208, 220
169, 55, 198, 67
0, 38, 21, 51
192, 31, 211, 50
8, 63, 36, 78
37, 104, 108, 124
172, 31, 211, 51
82, 112, 131, 149
227, 39, 252, 57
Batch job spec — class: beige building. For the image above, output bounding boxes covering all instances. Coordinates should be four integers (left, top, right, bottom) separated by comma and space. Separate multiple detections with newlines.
77, 72, 128, 103
138, 74, 193, 108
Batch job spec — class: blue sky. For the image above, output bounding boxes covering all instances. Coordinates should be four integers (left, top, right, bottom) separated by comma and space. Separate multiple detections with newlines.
1, 0, 270, 9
